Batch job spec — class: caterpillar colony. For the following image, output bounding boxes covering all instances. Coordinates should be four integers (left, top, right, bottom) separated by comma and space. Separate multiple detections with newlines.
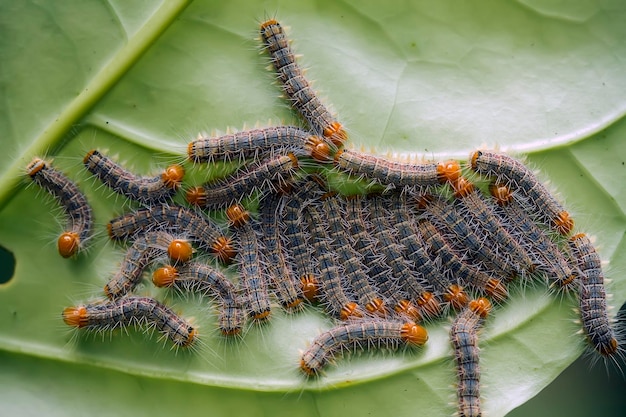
20, 17, 623, 417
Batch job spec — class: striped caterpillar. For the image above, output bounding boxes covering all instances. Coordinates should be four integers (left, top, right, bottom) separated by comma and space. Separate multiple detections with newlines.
450, 298, 492, 417
294, 179, 362, 320
186, 153, 299, 210
416, 218, 508, 303
417, 194, 519, 280
367, 194, 441, 318
260, 19, 347, 147
334, 149, 460, 190
26, 157, 93, 258
568, 233, 619, 358
226, 204, 272, 321
63, 296, 197, 348
387, 192, 469, 311
300, 319, 428, 376
83, 149, 184, 204
344, 195, 419, 320
489, 183, 576, 290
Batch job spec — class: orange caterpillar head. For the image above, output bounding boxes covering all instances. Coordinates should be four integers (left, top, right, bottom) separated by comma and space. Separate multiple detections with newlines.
252, 309, 271, 321
187, 142, 202, 163
489, 183, 513, 206
444, 284, 469, 310
260, 18, 280, 31
221, 327, 242, 337
82, 150, 97, 165
152, 265, 179, 288
226, 204, 250, 228
306, 135, 333, 162
400, 322, 429, 346
600, 339, 620, 356
485, 279, 508, 303
437, 160, 461, 184
340, 302, 363, 321
451, 176, 475, 198
416, 291, 441, 318
185, 186, 207, 207
167, 239, 193, 263
394, 299, 422, 322
554, 211, 574, 236
106, 223, 114, 239
332, 148, 345, 165
300, 275, 319, 301
62, 306, 88, 328
212, 236, 236, 264
365, 298, 387, 317
286, 152, 299, 169
300, 359, 318, 377
180, 327, 198, 348
26, 157, 47, 177
57, 232, 80, 258
161, 164, 185, 189
469, 150, 482, 171
560, 275, 577, 289
323, 122, 348, 147
283, 296, 304, 311
468, 297, 492, 319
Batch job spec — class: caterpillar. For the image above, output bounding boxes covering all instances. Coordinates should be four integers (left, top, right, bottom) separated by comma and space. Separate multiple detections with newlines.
334, 149, 460, 190
489, 183, 576, 290
416, 218, 508, 303
344, 195, 419, 320
62, 296, 197, 348
300, 319, 428, 376
450, 298, 492, 417
320, 191, 386, 316
226, 204, 272, 321
367, 194, 441, 318
259, 19, 347, 147
83, 149, 184, 204
26, 157, 93, 258
417, 194, 519, 280
187, 126, 331, 163
568, 233, 619, 358
281, 181, 320, 302
186, 153, 299, 209
295, 180, 362, 320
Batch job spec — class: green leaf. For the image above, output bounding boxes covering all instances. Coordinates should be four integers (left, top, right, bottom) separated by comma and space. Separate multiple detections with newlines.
1, 1, 625, 416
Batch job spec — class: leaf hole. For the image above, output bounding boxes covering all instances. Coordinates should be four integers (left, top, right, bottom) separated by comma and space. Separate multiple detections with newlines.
0, 245, 16, 284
